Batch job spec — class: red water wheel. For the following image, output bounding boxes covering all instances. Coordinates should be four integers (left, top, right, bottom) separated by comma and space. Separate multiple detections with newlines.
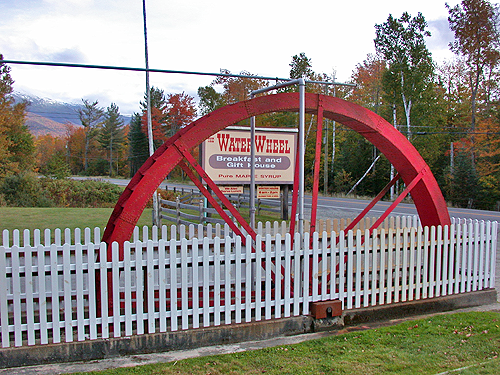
102, 92, 450, 247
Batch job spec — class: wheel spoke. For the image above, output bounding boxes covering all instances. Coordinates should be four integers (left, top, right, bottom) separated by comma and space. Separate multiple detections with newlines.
174, 142, 257, 241
343, 173, 401, 237
368, 170, 425, 232
310, 105, 324, 236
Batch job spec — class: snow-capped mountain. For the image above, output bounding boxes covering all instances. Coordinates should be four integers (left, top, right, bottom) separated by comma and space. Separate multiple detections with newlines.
12, 92, 131, 137
13, 91, 82, 126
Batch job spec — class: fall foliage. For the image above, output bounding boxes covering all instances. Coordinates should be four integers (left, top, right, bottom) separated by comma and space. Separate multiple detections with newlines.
0, 54, 35, 177
3, 1, 500, 210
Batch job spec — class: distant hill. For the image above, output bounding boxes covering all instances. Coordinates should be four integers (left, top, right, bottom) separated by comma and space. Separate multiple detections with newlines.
25, 112, 72, 138
13, 91, 131, 138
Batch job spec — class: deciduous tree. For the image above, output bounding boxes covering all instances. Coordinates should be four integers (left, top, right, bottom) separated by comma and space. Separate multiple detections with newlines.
164, 92, 196, 137
197, 86, 225, 116
375, 12, 434, 139
447, 0, 500, 133
213, 69, 267, 104
140, 87, 167, 149
438, 58, 471, 130
65, 124, 86, 174
348, 54, 386, 114
0, 55, 34, 177
35, 134, 69, 178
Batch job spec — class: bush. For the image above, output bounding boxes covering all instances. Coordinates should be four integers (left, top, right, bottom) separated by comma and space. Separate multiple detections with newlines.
40, 178, 123, 207
0, 175, 124, 208
0, 173, 55, 207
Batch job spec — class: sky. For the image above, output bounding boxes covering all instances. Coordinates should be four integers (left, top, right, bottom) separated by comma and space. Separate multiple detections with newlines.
0, 0, 462, 117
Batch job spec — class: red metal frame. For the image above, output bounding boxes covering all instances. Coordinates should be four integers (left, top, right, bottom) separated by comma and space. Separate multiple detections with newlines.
288, 143, 301, 237
99, 92, 451, 312
335, 171, 425, 273
368, 169, 424, 232
342, 173, 401, 236
102, 92, 450, 248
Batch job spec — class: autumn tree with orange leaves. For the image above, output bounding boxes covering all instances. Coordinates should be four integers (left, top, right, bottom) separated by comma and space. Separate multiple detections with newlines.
35, 133, 70, 178
447, 0, 500, 135
164, 92, 196, 136
140, 87, 168, 149
0, 55, 35, 177
348, 54, 385, 114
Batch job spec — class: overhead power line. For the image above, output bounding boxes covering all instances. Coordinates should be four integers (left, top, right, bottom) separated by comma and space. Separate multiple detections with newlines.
2, 59, 356, 87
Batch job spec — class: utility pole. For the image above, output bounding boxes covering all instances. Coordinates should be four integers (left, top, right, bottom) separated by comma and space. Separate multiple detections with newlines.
143, 0, 159, 226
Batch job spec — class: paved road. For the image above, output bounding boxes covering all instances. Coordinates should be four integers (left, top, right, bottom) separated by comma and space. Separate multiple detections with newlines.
308, 195, 500, 223
77, 177, 500, 223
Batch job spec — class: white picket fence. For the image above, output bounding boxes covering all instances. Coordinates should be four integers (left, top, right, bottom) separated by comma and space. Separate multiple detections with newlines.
0, 218, 496, 349
0, 215, 420, 248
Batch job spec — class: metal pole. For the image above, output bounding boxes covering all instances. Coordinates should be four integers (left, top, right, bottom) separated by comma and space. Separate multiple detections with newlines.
390, 104, 397, 201
143, 0, 159, 226
250, 78, 307, 239
323, 84, 329, 195
331, 83, 337, 166
324, 122, 328, 195
250, 95, 256, 229
298, 79, 305, 237
3, 60, 357, 88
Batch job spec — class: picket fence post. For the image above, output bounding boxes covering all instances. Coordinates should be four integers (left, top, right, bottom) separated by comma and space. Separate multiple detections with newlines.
0, 219, 497, 349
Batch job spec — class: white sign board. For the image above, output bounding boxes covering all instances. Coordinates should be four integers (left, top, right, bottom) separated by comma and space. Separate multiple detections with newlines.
202, 127, 297, 185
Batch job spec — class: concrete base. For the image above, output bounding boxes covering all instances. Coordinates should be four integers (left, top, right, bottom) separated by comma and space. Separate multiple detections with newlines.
343, 289, 498, 326
0, 316, 313, 369
0, 289, 497, 369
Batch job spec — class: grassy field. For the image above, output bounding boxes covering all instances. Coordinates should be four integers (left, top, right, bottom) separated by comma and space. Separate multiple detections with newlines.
72, 311, 500, 375
0, 206, 282, 235
0, 207, 153, 233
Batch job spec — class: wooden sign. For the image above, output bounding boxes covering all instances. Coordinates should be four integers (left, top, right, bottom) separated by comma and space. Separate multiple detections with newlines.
257, 185, 280, 199
219, 185, 244, 194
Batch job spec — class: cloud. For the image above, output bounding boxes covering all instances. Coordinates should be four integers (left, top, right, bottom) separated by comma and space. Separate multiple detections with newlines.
427, 18, 454, 51
46, 48, 88, 63
1, 0, 462, 119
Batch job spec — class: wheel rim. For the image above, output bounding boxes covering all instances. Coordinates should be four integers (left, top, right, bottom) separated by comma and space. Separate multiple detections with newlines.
102, 92, 450, 246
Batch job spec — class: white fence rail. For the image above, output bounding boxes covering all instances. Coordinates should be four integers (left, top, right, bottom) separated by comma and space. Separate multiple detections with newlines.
0, 219, 496, 348
1, 215, 420, 249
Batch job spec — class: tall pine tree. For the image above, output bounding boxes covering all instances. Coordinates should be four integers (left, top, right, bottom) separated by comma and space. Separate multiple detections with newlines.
78, 99, 104, 172
128, 113, 149, 176
99, 103, 125, 176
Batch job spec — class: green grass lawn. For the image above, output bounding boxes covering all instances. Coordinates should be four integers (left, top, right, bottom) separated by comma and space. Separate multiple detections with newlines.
0, 207, 153, 233
0, 205, 282, 238
73, 311, 500, 375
